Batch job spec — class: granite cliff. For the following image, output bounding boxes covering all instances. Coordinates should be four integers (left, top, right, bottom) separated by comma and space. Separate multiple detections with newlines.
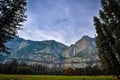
0, 36, 99, 68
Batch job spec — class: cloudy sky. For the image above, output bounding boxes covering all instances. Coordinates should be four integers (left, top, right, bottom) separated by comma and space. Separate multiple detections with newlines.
18, 0, 101, 46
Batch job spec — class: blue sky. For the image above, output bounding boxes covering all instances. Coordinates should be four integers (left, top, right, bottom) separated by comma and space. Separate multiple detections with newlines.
18, 0, 101, 45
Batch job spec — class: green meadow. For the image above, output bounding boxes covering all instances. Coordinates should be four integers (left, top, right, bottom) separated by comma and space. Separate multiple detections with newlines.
0, 75, 117, 80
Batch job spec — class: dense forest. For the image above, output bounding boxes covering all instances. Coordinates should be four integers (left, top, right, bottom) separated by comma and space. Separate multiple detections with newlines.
0, 59, 112, 76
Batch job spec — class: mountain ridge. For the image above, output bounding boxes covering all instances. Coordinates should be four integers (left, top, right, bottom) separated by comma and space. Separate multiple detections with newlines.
0, 35, 99, 68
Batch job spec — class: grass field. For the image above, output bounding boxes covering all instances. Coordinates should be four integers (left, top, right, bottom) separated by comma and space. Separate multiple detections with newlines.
0, 74, 117, 80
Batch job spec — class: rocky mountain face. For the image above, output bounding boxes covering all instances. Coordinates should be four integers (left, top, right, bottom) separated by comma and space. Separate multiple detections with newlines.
0, 36, 99, 69
62, 36, 99, 68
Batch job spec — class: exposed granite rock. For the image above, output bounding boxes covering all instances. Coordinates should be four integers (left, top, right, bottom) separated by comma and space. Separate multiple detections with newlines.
1, 36, 99, 69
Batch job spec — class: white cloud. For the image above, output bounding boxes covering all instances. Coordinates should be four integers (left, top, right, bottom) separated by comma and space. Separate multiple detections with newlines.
18, 0, 100, 46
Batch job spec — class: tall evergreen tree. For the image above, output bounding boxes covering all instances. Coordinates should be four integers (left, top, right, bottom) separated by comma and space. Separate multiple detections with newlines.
0, 0, 27, 53
94, 0, 120, 79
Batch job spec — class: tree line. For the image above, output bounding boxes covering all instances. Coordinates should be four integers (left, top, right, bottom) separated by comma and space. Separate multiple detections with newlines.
0, 59, 115, 76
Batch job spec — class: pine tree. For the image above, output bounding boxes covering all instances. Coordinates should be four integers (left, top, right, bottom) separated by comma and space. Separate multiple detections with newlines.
100, 0, 120, 61
94, 0, 120, 79
0, 0, 27, 53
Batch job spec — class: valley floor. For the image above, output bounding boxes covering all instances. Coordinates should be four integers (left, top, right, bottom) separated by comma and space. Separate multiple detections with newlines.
0, 74, 117, 80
